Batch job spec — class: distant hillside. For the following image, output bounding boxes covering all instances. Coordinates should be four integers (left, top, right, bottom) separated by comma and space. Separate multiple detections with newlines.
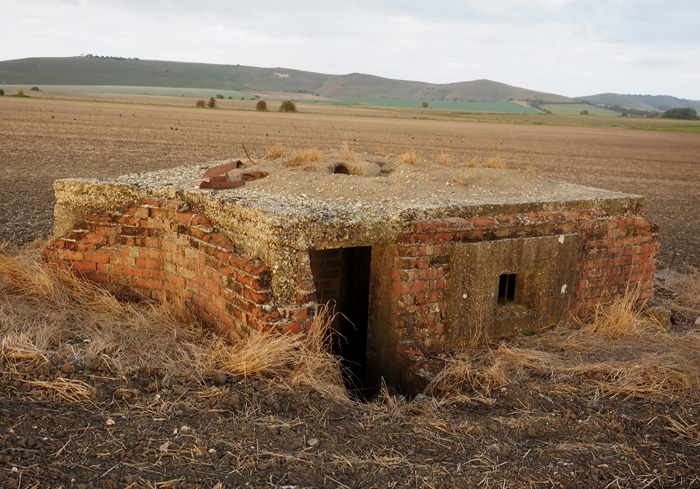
0, 56, 572, 103
578, 93, 700, 112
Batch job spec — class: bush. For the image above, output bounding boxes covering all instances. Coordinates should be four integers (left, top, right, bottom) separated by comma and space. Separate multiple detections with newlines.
580, 109, 589, 115
30, 86, 40, 91
256, 100, 268, 111
228, 96, 232, 100
207, 97, 217, 109
195, 99, 206, 108
421, 101, 429, 109
279, 100, 297, 112
215, 94, 224, 99
15, 89, 25, 97
0, 89, 4, 96
662, 107, 698, 120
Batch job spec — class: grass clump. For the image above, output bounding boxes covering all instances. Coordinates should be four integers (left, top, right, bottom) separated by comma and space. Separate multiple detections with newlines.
340, 141, 357, 161
437, 152, 455, 166
375, 135, 395, 157
283, 147, 323, 170
483, 153, 505, 169
398, 148, 418, 165
263, 141, 287, 160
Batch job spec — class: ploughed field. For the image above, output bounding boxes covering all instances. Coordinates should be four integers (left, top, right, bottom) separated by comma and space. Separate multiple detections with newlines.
2, 94, 700, 488
1, 95, 698, 267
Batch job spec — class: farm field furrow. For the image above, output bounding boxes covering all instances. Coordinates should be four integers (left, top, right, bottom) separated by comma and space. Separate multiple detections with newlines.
1, 95, 699, 267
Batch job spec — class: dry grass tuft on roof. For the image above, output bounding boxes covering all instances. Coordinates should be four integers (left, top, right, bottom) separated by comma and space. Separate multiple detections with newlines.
263, 141, 287, 160
283, 147, 324, 170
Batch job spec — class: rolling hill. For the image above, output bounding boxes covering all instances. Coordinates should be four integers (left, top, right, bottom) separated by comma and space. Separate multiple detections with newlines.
577, 93, 700, 112
0, 56, 572, 103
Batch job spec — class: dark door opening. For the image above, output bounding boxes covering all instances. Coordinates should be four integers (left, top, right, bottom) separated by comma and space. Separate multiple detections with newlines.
309, 247, 371, 397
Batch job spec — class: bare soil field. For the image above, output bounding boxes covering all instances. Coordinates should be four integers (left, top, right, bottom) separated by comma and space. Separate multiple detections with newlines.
2, 94, 700, 488
1, 95, 698, 267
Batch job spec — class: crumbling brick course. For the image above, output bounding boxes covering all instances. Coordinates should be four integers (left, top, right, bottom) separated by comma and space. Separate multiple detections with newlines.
43, 199, 314, 337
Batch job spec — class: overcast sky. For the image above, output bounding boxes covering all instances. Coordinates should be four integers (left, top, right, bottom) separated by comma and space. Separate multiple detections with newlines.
2, 0, 699, 99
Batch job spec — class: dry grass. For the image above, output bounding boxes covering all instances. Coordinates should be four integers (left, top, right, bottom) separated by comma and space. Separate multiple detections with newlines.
262, 141, 287, 160
437, 152, 455, 166
398, 148, 418, 165
374, 134, 395, 157
657, 266, 700, 314
483, 153, 505, 169
283, 147, 323, 170
578, 292, 664, 338
339, 141, 358, 162
427, 293, 700, 404
208, 305, 346, 400
3, 242, 700, 413
0, 243, 348, 400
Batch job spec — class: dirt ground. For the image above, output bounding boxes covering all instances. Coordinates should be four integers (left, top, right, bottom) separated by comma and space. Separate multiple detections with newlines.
1, 94, 700, 488
1, 95, 699, 266
2, 356, 699, 489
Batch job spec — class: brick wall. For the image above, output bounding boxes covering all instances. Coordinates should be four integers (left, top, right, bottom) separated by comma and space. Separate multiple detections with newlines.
43, 198, 313, 338
369, 209, 659, 393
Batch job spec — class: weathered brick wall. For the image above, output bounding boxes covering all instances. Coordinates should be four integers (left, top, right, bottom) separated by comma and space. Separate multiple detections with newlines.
370, 209, 659, 392
43, 198, 313, 337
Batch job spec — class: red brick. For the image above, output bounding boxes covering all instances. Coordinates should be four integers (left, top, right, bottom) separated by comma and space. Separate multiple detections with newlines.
136, 278, 163, 290
85, 213, 114, 223
175, 212, 195, 225
190, 215, 213, 228
116, 216, 137, 226
60, 250, 83, 261
72, 261, 96, 272
84, 253, 110, 264
205, 279, 221, 296
243, 287, 269, 303
122, 266, 150, 278
139, 197, 165, 207
392, 282, 427, 294
468, 217, 496, 228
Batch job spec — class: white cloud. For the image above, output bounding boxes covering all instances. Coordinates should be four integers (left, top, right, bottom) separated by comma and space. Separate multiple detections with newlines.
1, 0, 699, 98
